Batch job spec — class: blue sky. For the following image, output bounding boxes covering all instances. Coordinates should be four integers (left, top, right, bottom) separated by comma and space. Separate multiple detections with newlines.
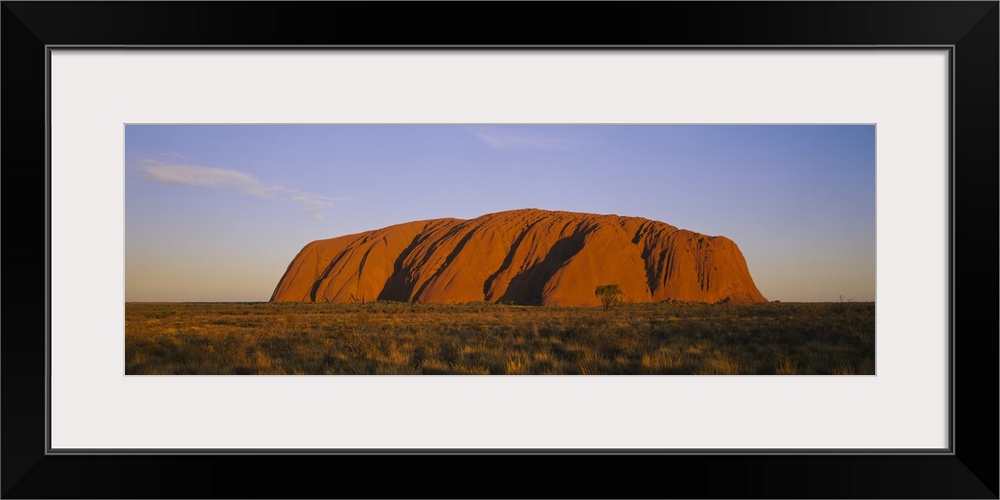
125, 124, 875, 302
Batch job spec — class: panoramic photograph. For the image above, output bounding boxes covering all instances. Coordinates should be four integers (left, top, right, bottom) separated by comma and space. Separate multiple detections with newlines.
125, 124, 875, 375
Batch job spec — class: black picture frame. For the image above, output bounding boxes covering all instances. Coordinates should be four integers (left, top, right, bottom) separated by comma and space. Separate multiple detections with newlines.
3, 2, 997, 498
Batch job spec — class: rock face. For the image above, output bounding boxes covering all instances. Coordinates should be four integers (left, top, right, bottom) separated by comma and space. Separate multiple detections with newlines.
270, 209, 766, 306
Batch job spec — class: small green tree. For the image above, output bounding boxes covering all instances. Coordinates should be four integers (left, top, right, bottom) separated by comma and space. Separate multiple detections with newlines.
595, 284, 624, 311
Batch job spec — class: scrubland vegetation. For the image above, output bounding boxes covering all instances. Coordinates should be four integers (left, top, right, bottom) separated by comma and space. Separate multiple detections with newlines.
125, 301, 874, 375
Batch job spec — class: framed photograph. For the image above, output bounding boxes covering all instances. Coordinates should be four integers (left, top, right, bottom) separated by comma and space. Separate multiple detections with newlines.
3, 2, 996, 498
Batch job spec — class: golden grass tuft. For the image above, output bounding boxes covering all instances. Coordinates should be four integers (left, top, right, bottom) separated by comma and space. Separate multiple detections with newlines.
774, 353, 798, 375
700, 353, 742, 375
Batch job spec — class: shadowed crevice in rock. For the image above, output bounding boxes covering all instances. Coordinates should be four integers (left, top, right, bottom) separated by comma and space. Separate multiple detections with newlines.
412, 226, 479, 302
376, 221, 449, 301
483, 220, 540, 301
308, 244, 358, 301
498, 233, 587, 305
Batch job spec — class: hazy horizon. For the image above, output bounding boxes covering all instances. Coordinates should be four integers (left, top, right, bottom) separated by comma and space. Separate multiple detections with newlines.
125, 124, 876, 303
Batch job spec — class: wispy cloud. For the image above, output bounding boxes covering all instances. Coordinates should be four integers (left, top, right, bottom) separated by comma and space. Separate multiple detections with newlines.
140, 160, 349, 220
467, 126, 577, 151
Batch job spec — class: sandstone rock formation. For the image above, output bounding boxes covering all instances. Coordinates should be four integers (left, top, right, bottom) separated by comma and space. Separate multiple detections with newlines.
270, 209, 766, 306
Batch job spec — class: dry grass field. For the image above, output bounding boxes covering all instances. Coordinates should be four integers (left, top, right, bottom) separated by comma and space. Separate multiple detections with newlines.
125, 301, 874, 375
